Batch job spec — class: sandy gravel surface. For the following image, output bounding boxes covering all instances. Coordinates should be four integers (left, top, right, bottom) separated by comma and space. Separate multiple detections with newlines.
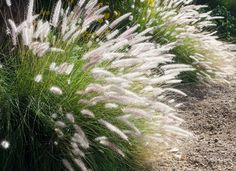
147, 82, 236, 171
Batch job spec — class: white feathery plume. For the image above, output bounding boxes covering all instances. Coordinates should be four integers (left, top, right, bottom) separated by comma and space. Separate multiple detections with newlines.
98, 119, 129, 141
97, 139, 125, 157
164, 67, 195, 75
8, 0, 110, 56
82, 14, 104, 28
27, 0, 34, 22
152, 102, 175, 113
6, 0, 11, 7
61, 11, 68, 35
118, 24, 139, 39
62, 25, 78, 41
85, 0, 98, 11
150, 0, 236, 83
51, 0, 62, 27
122, 72, 143, 80
50, 86, 63, 95
95, 23, 109, 36
110, 39, 129, 51
111, 58, 141, 68
78, 0, 86, 8
117, 115, 141, 135
34, 74, 42, 83
22, 27, 32, 46
83, 84, 105, 94
8, 0, 196, 169
49, 63, 74, 75
163, 125, 193, 137
104, 77, 129, 85
55, 121, 67, 128
58, 63, 74, 75
163, 88, 187, 96
94, 6, 109, 15
16, 14, 39, 33
91, 68, 114, 78
149, 73, 177, 84
101, 95, 145, 106
34, 21, 50, 39
30, 42, 50, 56
66, 113, 75, 123
136, 27, 154, 37
104, 103, 118, 109
49, 62, 57, 71
51, 113, 58, 119
106, 29, 120, 40
95, 136, 108, 142
80, 18, 194, 149
72, 144, 85, 157
109, 13, 132, 29
73, 125, 89, 149
1, 140, 10, 149
8, 19, 17, 45
80, 109, 95, 118
73, 158, 88, 171
122, 108, 151, 118
129, 35, 152, 46
55, 128, 64, 137
65, 64, 74, 75
161, 64, 193, 70
50, 48, 65, 53
62, 159, 74, 171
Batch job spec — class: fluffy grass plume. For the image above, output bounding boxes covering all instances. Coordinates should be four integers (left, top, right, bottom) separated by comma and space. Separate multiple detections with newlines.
100, 0, 236, 84
1, 0, 192, 170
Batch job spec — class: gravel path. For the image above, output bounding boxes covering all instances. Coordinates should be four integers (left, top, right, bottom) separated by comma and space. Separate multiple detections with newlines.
147, 82, 236, 171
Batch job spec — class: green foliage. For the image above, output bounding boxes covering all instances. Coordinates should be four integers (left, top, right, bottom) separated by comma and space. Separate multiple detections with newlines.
196, 0, 236, 42
0, 42, 140, 170
212, 6, 236, 42
0, 1, 154, 170
1, 0, 232, 170
196, 0, 236, 11
35, 0, 236, 43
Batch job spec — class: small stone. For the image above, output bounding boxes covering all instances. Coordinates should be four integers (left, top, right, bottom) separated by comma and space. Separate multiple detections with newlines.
169, 148, 179, 153
173, 154, 182, 160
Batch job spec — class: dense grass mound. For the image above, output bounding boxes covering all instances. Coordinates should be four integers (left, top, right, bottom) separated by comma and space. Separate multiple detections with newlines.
100, 0, 236, 84
0, 0, 192, 170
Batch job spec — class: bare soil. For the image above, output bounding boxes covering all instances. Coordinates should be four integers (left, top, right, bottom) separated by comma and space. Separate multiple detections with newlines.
148, 82, 236, 171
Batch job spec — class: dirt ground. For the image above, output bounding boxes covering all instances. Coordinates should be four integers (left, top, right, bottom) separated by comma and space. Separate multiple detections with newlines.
148, 82, 236, 171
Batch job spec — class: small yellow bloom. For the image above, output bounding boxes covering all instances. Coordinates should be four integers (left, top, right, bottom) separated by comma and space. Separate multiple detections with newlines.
146, 0, 155, 7
98, 2, 104, 7
104, 12, 111, 19
113, 11, 121, 17
98, 18, 104, 23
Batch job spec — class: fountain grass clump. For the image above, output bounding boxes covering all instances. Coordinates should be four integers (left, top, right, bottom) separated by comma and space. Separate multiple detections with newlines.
99, 0, 236, 84
0, 0, 192, 170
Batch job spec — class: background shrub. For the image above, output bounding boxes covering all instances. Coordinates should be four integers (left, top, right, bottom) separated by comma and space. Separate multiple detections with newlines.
196, 0, 236, 42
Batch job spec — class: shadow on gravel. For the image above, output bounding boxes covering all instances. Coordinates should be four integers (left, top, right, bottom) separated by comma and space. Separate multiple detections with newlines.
147, 82, 236, 171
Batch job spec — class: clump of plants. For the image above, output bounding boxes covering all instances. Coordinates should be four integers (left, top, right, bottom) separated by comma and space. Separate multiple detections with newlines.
100, 0, 236, 84
0, 0, 193, 170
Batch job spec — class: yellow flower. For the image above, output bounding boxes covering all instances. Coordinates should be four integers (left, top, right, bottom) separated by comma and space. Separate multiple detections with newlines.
147, 0, 155, 7
104, 12, 111, 19
113, 11, 121, 17
98, 2, 103, 7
